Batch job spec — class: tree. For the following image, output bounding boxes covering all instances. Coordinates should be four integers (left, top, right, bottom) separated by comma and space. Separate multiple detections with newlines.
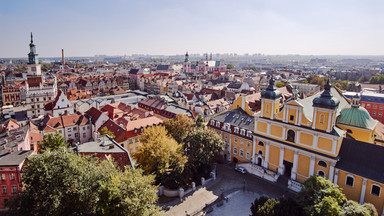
100, 126, 115, 138
183, 128, 223, 178
195, 114, 205, 129
163, 114, 195, 144
250, 196, 304, 216
276, 81, 289, 88
226, 64, 235, 70
132, 126, 187, 187
39, 131, 68, 153
341, 200, 378, 216
9, 150, 161, 216
297, 176, 347, 216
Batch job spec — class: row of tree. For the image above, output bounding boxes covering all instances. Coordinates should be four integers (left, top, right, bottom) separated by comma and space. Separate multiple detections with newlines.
369, 75, 384, 84
251, 176, 377, 216
132, 114, 223, 189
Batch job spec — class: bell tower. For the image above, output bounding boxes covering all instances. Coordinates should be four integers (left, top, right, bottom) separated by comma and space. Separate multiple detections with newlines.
312, 80, 339, 132
261, 77, 282, 119
27, 32, 42, 76
182, 51, 191, 73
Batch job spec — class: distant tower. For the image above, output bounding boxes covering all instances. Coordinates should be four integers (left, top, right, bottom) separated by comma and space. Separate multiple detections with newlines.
27, 32, 42, 76
210, 53, 212, 61
62, 49, 65, 66
182, 51, 191, 73
205, 53, 208, 61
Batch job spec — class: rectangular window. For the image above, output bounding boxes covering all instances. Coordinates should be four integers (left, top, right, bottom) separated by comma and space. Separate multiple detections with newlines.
10, 173, 15, 181
2, 186, 6, 194
83, 133, 86, 138
234, 137, 238, 143
246, 150, 250, 159
240, 129, 245, 136
75, 133, 79, 138
239, 149, 244, 157
373, 111, 376, 116
379, 112, 383, 118
129, 139, 133, 144
233, 147, 237, 155
380, 106, 383, 110
371, 185, 381, 197
11, 186, 16, 194
67, 128, 72, 132
345, 176, 354, 187
247, 141, 251, 148
367, 104, 371, 108
290, 115, 294, 121
361, 103, 365, 107
373, 105, 377, 109
1, 174, 5, 181
240, 140, 244, 145
73, 127, 77, 131
216, 122, 220, 127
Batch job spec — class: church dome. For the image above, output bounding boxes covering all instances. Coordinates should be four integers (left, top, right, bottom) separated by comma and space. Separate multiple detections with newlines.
337, 94, 377, 130
261, 77, 282, 100
313, 80, 340, 110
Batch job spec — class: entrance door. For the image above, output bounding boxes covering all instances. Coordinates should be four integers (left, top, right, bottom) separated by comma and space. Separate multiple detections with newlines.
257, 157, 262, 166
283, 160, 293, 177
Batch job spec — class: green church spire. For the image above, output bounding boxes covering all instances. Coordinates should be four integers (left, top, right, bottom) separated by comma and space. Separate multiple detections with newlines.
28, 32, 39, 65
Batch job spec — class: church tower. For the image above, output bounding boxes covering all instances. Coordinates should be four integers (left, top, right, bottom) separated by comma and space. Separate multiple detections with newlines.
27, 33, 42, 76
312, 80, 339, 132
261, 77, 282, 119
182, 52, 191, 73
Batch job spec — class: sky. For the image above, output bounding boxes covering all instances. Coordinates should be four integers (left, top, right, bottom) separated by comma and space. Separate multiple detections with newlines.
1, 0, 384, 58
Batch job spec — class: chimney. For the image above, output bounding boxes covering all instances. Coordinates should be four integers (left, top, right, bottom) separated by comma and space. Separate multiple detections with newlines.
62, 49, 65, 66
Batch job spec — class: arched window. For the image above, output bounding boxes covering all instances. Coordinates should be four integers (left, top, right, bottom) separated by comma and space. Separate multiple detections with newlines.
258, 150, 263, 155
371, 184, 381, 197
287, 130, 295, 142
265, 104, 270, 113
345, 175, 354, 187
319, 114, 325, 124
258, 141, 264, 147
317, 170, 325, 177
318, 160, 328, 168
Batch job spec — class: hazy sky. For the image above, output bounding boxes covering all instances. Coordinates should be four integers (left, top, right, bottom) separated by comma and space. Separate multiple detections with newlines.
1, 0, 384, 57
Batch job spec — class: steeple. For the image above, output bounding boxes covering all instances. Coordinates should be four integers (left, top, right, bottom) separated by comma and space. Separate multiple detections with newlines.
28, 32, 39, 65
261, 77, 282, 100
312, 80, 340, 110
351, 93, 360, 108
184, 51, 189, 63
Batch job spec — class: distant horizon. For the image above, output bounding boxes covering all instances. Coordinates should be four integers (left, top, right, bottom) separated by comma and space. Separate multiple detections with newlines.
2, 0, 384, 58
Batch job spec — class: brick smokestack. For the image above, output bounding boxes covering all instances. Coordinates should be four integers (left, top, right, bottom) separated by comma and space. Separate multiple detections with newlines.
62, 49, 65, 66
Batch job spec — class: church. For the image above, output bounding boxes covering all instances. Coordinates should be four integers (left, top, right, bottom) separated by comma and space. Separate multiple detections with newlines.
209, 78, 384, 214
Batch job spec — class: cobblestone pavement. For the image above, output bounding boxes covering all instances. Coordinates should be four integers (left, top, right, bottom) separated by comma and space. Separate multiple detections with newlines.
163, 163, 296, 216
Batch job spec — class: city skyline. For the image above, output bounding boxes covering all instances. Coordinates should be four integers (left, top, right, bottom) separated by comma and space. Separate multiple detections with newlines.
1, 0, 384, 58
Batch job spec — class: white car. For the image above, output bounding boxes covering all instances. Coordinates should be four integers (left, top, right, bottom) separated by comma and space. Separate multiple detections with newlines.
234, 167, 247, 174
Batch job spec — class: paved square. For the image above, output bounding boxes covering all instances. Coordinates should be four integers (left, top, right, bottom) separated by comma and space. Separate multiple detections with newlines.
207, 191, 261, 216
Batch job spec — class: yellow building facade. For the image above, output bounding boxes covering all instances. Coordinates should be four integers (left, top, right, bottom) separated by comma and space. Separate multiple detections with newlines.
209, 79, 384, 214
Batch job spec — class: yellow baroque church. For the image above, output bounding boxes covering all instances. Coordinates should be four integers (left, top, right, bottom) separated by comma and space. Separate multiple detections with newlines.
209, 78, 384, 214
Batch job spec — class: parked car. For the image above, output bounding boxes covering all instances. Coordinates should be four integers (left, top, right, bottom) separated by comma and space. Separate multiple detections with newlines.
234, 167, 247, 174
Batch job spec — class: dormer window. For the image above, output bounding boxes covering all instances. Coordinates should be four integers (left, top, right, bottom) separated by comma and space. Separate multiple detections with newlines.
234, 127, 239, 133
210, 120, 215, 126
240, 129, 245, 136
216, 122, 220, 127
224, 123, 231, 132
247, 131, 252, 138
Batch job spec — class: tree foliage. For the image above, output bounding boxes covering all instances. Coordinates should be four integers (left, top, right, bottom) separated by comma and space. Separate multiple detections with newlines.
276, 81, 289, 88
39, 131, 68, 153
226, 64, 235, 70
9, 150, 161, 216
132, 126, 187, 187
163, 114, 194, 143
195, 114, 205, 129
251, 176, 378, 216
369, 75, 384, 84
100, 126, 115, 138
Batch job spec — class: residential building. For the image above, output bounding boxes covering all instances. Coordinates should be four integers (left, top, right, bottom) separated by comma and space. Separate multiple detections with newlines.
84, 107, 109, 140
77, 135, 133, 170
0, 124, 34, 208
2, 85, 21, 106
44, 90, 74, 117
345, 91, 384, 123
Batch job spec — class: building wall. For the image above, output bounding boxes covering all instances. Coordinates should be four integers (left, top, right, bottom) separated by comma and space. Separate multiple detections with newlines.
0, 166, 22, 209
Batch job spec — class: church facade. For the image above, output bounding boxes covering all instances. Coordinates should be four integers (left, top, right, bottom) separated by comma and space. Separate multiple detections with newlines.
209, 78, 384, 214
